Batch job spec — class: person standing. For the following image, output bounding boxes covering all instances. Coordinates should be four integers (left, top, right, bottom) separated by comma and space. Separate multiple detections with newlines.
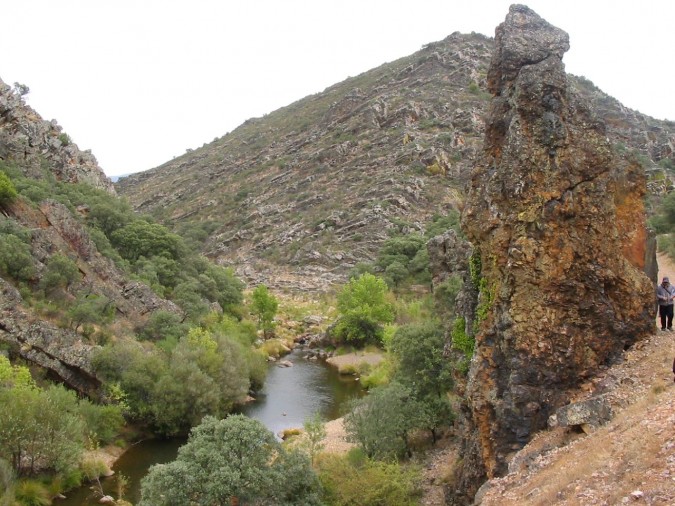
656, 277, 675, 331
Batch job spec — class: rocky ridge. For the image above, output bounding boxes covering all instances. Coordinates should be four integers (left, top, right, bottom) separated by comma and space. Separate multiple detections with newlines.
0, 78, 114, 193
117, 32, 675, 292
452, 5, 656, 502
0, 77, 181, 395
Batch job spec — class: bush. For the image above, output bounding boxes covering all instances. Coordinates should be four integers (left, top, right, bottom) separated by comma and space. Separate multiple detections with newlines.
40, 253, 81, 295
344, 382, 425, 460
14, 480, 51, 506
0, 171, 18, 206
139, 415, 322, 505
390, 322, 454, 398
316, 450, 422, 506
0, 233, 34, 282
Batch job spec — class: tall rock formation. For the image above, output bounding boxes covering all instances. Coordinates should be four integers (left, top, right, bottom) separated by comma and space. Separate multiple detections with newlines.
456, 4, 655, 500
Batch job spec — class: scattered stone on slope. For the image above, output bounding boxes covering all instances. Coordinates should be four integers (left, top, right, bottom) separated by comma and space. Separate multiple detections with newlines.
453, 5, 656, 502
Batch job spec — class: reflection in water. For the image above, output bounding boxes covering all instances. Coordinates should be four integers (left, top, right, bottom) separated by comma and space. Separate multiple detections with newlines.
59, 347, 362, 505
238, 348, 363, 436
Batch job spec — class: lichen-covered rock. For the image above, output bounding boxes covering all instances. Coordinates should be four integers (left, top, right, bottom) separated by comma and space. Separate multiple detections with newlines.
454, 4, 655, 500
549, 395, 613, 430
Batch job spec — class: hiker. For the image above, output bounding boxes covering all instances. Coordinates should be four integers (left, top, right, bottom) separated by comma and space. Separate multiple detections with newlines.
656, 276, 675, 331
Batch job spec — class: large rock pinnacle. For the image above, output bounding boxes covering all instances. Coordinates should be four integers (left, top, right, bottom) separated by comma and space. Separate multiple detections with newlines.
456, 4, 655, 499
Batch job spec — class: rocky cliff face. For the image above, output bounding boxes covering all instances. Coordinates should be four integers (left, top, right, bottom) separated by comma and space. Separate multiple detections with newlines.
0, 78, 114, 193
453, 5, 656, 501
117, 32, 674, 292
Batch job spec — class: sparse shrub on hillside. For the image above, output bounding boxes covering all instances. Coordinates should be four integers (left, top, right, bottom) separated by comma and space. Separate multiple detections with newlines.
137, 310, 187, 344
0, 171, 18, 206
40, 253, 81, 295
66, 294, 114, 331
0, 233, 35, 282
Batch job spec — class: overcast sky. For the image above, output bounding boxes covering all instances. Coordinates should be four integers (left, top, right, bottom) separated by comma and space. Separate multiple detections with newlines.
2, 0, 673, 177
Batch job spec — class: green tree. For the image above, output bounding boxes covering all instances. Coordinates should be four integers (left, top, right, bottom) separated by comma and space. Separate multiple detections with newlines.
0, 233, 34, 282
302, 412, 326, 466
0, 358, 85, 475
67, 294, 114, 331
0, 172, 18, 207
139, 415, 321, 506
344, 382, 424, 460
390, 323, 455, 442
334, 273, 395, 346
110, 220, 186, 262
250, 284, 278, 338
384, 260, 408, 288
138, 310, 187, 344
40, 253, 81, 295
390, 322, 454, 399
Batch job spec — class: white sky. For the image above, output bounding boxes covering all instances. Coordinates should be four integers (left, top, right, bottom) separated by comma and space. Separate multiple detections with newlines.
2, 0, 673, 177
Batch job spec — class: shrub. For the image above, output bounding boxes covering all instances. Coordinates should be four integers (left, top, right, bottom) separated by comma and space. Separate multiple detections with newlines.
344, 382, 425, 460
40, 253, 81, 295
390, 322, 453, 398
316, 451, 422, 506
0, 171, 18, 206
139, 415, 321, 505
0, 233, 34, 282
14, 480, 51, 506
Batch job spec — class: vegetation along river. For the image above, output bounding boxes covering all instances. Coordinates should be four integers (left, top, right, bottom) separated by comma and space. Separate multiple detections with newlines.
59, 348, 362, 505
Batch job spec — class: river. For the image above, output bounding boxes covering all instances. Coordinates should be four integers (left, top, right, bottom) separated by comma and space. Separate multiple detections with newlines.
59, 348, 362, 505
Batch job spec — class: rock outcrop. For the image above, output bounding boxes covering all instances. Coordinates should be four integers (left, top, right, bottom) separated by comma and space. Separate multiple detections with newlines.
454, 5, 655, 501
0, 277, 100, 396
0, 78, 114, 193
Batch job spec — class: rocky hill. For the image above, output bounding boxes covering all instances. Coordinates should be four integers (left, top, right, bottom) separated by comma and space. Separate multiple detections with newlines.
117, 32, 675, 292
0, 78, 180, 394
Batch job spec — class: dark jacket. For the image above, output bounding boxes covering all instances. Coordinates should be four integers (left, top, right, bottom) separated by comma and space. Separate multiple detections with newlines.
656, 283, 675, 306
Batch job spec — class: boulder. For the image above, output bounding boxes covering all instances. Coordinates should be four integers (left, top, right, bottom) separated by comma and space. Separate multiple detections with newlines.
549, 395, 613, 431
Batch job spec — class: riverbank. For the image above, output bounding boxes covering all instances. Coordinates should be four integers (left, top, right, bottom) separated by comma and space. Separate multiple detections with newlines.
325, 350, 384, 374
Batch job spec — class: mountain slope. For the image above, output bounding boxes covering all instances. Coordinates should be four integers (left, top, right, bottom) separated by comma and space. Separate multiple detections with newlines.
117, 32, 675, 292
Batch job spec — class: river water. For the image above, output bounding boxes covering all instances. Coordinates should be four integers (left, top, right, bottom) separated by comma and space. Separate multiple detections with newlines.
59, 348, 362, 505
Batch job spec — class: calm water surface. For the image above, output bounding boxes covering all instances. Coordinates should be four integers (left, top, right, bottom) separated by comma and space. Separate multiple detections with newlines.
59, 348, 362, 505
